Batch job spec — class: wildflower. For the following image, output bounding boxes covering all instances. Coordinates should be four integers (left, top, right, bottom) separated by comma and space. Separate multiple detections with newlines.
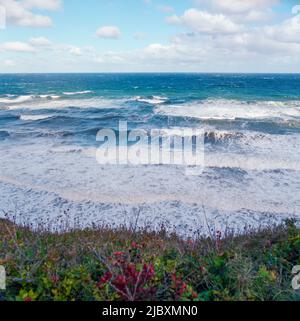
113, 251, 125, 256
131, 242, 139, 249
142, 263, 155, 279
51, 275, 60, 284
179, 283, 187, 296
98, 271, 113, 287
113, 275, 127, 287
24, 297, 32, 302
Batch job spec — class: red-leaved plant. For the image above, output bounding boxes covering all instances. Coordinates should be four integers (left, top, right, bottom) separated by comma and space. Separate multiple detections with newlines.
97, 244, 157, 301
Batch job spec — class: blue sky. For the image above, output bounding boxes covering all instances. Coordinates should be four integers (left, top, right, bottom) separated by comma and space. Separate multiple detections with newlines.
1, 0, 300, 72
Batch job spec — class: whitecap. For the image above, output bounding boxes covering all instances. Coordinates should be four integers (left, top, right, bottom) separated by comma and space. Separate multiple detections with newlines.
133, 95, 167, 105
20, 115, 52, 121
0, 95, 61, 108
6, 97, 125, 110
155, 99, 300, 121
0, 95, 34, 104
63, 91, 93, 95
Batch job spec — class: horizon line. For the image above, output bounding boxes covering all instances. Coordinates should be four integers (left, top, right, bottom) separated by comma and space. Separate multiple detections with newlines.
1, 72, 300, 75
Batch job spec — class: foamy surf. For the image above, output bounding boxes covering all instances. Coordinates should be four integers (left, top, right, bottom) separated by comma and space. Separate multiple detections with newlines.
20, 115, 53, 121
5, 97, 126, 110
0, 95, 60, 108
155, 99, 300, 121
0, 73, 300, 234
63, 90, 93, 95
0, 141, 298, 235
0, 95, 34, 104
133, 96, 168, 105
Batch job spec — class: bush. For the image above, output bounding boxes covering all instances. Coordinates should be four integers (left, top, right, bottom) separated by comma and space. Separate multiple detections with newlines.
0, 218, 299, 301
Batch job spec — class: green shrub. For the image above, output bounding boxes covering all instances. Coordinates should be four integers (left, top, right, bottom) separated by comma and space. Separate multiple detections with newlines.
0, 218, 299, 301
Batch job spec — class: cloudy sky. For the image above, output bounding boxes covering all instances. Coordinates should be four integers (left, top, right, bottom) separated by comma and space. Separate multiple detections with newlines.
0, 0, 300, 72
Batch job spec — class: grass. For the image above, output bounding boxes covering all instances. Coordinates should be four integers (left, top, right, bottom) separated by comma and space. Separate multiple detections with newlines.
0, 217, 300, 301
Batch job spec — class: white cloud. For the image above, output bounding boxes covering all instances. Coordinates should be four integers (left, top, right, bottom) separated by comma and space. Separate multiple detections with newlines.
4, 59, 15, 66
0, 0, 57, 27
1, 37, 52, 54
68, 46, 83, 56
264, 15, 300, 43
194, 0, 277, 23
167, 9, 243, 34
0, 41, 35, 52
22, 0, 62, 11
242, 10, 273, 22
29, 37, 52, 46
2, 0, 300, 72
0, 5, 6, 29
292, 5, 300, 15
96, 26, 121, 39
165, 15, 181, 24
195, 0, 278, 14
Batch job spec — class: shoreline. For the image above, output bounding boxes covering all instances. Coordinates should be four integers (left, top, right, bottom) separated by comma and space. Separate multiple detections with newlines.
1, 204, 295, 239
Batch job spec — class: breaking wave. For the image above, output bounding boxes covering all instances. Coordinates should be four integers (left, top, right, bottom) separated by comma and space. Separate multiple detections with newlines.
132, 95, 168, 105
20, 115, 53, 121
63, 90, 93, 95
155, 99, 300, 121
2, 96, 126, 110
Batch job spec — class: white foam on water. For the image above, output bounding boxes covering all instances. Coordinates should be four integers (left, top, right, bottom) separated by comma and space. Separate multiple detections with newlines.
0, 133, 298, 231
0, 92, 299, 234
133, 95, 168, 105
0, 95, 61, 107
155, 99, 300, 120
0, 95, 34, 104
63, 91, 93, 95
20, 115, 53, 121
157, 127, 203, 138
5, 97, 125, 110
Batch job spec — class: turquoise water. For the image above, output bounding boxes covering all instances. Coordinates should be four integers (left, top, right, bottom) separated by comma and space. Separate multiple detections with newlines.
0, 74, 299, 234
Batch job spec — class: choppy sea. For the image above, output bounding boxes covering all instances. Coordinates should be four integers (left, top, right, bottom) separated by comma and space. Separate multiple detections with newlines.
0, 73, 299, 235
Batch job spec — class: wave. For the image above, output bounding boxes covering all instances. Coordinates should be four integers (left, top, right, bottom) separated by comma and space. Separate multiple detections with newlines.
0, 95, 60, 106
132, 96, 168, 105
155, 99, 300, 121
204, 131, 246, 144
38, 95, 60, 99
140, 128, 291, 150
0, 95, 34, 104
4, 97, 126, 110
63, 90, 93, 95
0, 142, 298, 219
20, 115, 53, 121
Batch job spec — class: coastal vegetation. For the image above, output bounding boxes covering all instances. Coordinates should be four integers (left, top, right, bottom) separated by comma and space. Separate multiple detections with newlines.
0, 218, 299, 301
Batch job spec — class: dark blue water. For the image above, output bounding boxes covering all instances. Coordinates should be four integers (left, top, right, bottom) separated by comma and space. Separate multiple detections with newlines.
1, 73, 300, 139
0, 74, 299, 234
1, 73, 300, 98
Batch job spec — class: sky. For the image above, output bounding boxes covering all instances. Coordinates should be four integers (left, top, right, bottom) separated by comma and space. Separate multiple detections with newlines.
0, 0, 300, 72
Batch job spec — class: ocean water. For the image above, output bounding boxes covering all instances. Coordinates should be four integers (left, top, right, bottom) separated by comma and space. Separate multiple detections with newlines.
0, 73, 299, 235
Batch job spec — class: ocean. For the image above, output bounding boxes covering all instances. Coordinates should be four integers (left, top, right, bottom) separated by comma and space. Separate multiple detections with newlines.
0, 73, 299, 235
